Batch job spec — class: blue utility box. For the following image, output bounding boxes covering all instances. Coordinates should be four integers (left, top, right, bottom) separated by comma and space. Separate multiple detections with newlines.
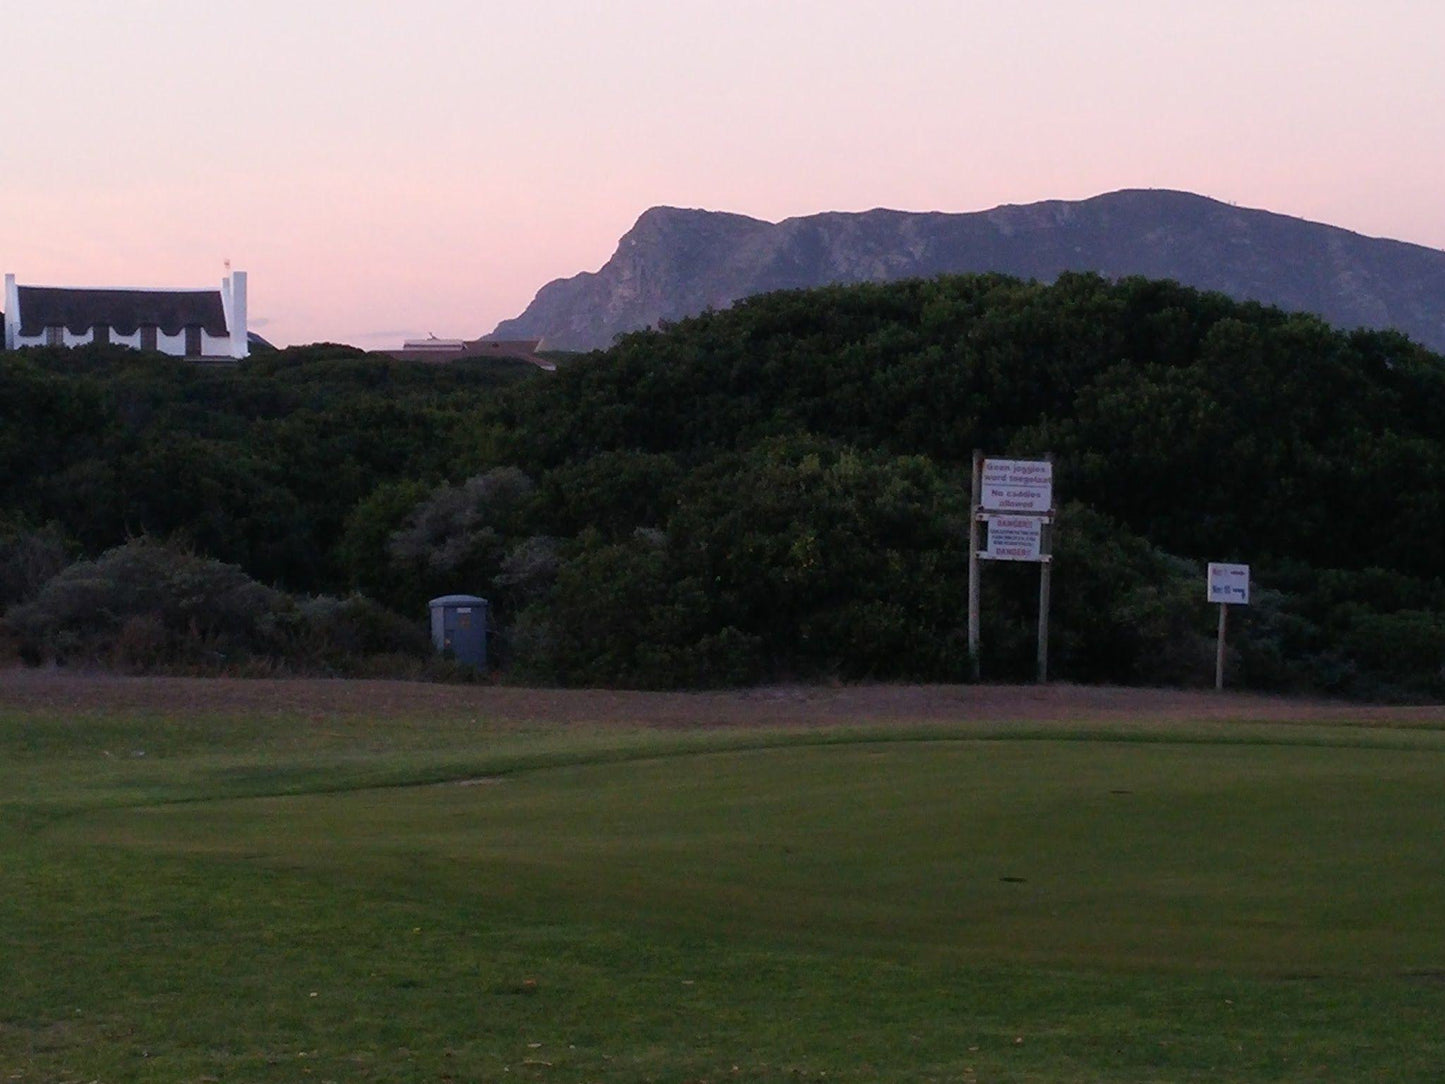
428, 594, 488, 669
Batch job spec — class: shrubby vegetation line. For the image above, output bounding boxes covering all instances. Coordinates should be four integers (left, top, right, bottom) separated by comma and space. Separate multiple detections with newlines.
2, 272, 1444, 695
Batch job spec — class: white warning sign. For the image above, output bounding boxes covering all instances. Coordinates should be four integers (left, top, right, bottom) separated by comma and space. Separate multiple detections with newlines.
981, 515, 1045, 562
1207, 563, 1250, 605
981, 458, 1053, 513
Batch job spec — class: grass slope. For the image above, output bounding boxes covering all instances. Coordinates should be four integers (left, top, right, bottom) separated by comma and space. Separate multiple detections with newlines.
3, 702, 1444, 1082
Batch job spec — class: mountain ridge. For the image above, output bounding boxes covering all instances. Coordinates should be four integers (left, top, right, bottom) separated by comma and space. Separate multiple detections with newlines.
492, 189, 1445, 352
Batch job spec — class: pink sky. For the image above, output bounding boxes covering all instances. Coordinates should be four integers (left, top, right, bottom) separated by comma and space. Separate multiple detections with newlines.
4, 0, 1443, 347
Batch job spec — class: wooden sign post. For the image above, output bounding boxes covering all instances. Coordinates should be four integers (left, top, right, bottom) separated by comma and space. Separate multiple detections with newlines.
968, 452, 1055, 683
1207, 562, 1250, 690
967, 452, 983, 681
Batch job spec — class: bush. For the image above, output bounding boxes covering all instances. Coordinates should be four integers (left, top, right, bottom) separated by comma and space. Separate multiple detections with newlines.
6, 539, 282, 668
0, 517, 74, 609
286, 594, 430, 672
1342, 609, 1445, 698
1234, 567, 1445, 700
1044, 504, 1214, 686
387, 467, 535, 578
508, 529, 763, 688
4, 539, 428, 674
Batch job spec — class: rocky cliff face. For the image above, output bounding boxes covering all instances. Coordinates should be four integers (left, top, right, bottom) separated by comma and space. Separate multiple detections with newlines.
493, 190, 1445, 353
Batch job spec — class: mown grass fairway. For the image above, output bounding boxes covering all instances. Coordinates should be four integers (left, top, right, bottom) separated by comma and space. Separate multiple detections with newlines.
2, 681, 1444, 1081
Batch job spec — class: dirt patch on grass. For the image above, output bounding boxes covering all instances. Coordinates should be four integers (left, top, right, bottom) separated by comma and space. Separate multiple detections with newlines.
2, 666, 1440, 730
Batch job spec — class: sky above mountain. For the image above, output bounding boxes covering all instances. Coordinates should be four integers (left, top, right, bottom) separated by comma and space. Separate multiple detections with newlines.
4, 0, 1444, 347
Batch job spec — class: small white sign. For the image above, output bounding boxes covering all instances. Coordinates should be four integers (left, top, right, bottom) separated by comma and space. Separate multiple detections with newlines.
1207, 563, 1250, 605
982, 515, 1046, 562
981, 458, 1053, 513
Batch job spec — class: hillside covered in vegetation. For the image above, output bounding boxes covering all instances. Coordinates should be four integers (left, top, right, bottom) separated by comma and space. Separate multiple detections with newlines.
4, 273, 1445, 696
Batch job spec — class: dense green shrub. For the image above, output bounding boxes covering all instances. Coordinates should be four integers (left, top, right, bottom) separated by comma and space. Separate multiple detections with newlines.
0, 344, 540, 593
5, 275, 1445, 693
1235, 568, 1445, 699
6, 539, 284, 668
4, 540, 427, 674
387, 467, 536, 583
0, 515, 74, 610
508, 529, 763, 688
1048, 505, 1213, 686
665, 436, 973, 681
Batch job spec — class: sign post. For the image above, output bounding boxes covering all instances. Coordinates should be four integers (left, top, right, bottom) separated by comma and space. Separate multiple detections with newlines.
1038, 547, 1051, 684
968, 453, 1055, 683
1206, 563, 1250, 690
967, 452, 982, 680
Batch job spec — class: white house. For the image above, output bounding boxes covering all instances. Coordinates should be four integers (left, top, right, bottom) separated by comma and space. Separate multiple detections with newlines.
3, 272, 249, 359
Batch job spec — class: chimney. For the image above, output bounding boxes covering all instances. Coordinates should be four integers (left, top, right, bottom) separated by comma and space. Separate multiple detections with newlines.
228, 271, 248, 358
4, 274, 17, 351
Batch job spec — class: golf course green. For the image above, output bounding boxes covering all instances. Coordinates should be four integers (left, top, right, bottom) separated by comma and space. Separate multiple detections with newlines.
3, 686, 1443, 1081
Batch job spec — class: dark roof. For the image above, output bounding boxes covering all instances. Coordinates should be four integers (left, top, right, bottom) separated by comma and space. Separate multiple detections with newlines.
380, 337, 554, 369
17, 286, 229, 337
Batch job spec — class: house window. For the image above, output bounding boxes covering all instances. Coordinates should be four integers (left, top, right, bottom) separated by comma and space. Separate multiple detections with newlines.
185, 326, 202, 357
46, 326, 64, 347
94, 325, 110, 346
140, 326, 158, 352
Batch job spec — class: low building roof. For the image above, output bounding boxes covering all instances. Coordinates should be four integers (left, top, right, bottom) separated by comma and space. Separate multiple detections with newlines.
381, 337, 553, 370
17, 286, 229, 337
